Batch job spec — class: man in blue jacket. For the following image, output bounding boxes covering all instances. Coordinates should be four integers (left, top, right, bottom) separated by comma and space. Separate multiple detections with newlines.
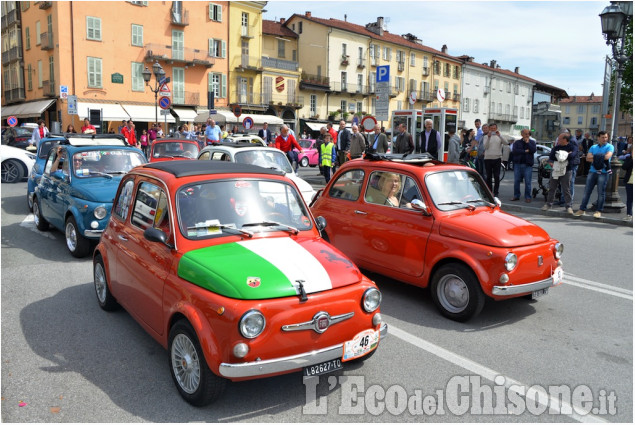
510, 129, 537, 202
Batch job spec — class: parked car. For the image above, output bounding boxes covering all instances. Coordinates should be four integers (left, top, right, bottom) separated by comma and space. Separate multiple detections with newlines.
149, 138, 200, 162
310, 153, 564, 322
32, 142, 146, 257
220, 134, 266, 146
295, 139, 319, 167
198, 143, 316, 204
1, 145, 36, 183
93, 160, 386, 406
2, 126, 34, 150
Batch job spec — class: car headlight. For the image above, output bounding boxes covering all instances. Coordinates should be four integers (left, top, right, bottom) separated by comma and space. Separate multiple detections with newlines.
554, 243, 564, 259
362, 287, 382, 313
94, 206, 107, 220
239, 310, 266, 339
504, 253, 517, 271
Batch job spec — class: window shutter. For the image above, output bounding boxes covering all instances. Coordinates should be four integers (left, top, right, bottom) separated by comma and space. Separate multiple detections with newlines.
221, 74, 226, 98
209, 38, 213, 56
221, 40, 226, 58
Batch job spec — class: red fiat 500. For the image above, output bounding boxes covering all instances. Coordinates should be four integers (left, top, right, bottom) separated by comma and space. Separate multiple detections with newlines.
149, 138, 199, 162
93, 160, 386, 406
310, 153, 564, 322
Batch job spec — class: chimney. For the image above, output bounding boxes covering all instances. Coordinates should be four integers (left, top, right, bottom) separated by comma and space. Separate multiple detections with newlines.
514, 66, 519, 73
490, 59, 497, 68
305, 11, 311, 17
280, 17, 286, 24
344, 14, 347, 22
365, 17, 384, 36
496, 65, 500, 69
441, 44, 448, 54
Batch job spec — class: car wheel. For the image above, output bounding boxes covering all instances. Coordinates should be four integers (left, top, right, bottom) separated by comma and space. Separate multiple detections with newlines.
27, 192, 33, 212
65, 216, 90, 258
300, 157, 309, 167
431, 264, 485, 322
1, 159, 24, 183
168, 320, 226, 407
32, 197, 49, 231
93, 254, 119, 311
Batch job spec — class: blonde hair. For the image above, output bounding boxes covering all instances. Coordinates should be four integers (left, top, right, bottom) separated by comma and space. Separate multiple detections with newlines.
378, 172, 401, 192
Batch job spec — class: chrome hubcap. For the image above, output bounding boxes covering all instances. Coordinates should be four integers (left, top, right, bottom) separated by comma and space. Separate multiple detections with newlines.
171, 334, 200, 394
1, 162, 18, 182
94, 263, 106, 303
438, 274, 469, 313
66, 222, 77, 252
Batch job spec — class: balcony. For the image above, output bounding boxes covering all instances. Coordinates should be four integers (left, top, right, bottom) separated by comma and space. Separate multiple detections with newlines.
370, 57, 378, 67
453, 93, 460, 101
422, 67, 429, 76
40, 31, 54, 50
172, 91, 199, 107
300, 72, 330, 91
144, 43, 214, 68
3, 85, 26, 104
171, 8, 189, 26
340, 55, 349, 66
262, 92, 304, 109
420, 90, 434, 102
1, 8, 19, 31
331, 81, 370, 95
241, 27, 253, 39
39, 1, 53, 9
230, 91, 267, 110
397, 62, 405, 72
237, 55, 262, 72
487, 112, 517, 123
483, 86, 490, 95
357, 57, 366, 69
261, 56, 299, 72
42, 79, 55, 97
1, 45, 23, 65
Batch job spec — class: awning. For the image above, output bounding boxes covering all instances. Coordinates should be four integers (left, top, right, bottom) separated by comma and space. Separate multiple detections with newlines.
303, 122, 329, 131
121, 104, 176, 123
76, 102, 129, 121
194, 109, 228, 124
249, 114, 284, 126
1, 99, 56, 118
193, 110, 284, 126
172, 107, 198, 122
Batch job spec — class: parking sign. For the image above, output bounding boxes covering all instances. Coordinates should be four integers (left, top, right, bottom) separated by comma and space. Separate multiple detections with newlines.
376, 65, 390, 83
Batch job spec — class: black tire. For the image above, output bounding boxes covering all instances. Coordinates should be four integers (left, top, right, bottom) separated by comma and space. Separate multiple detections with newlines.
65, 215, 91, 258
168, 320, 226, 407
300, 156, 309, 167
430, 263, 485, 322
32, 197, 49, 231
1, 159, 24, 183
27, 192, 33, 212
93, 254, 119, 311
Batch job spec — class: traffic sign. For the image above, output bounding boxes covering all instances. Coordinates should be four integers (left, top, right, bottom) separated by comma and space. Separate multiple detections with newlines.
376, 65, 390, 83
209, 109, 217, 115
361, 115, 377, 132
409, 91, 417, 105
437, 88, 446, 102
60, 85, 68, 99
158, 76, 170, 86
159, 83, 171, 97
7, 116, 17, 127
159, 96, 171, 109
67, 95, 77, 115
160, 109, 171, 116
232, 105, 242, 118
242, 116, 254, 130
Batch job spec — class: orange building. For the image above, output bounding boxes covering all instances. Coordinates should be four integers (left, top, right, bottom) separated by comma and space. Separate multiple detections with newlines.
2, 1, 229, 134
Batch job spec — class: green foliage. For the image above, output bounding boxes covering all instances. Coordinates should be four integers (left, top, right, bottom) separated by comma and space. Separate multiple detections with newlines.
620, 20, 632, 114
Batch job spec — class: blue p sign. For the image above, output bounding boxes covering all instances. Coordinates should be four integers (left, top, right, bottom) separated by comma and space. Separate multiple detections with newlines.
376, 65, 390, 82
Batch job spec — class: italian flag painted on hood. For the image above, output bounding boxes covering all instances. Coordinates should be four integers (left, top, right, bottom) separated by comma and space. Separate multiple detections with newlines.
177, 237, 361, 300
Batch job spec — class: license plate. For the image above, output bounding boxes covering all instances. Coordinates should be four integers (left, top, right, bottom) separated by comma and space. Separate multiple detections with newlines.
342, 329, 379, 362
552, 266, 564, 285
303, 358, 343, 377
532, 288, 549, 299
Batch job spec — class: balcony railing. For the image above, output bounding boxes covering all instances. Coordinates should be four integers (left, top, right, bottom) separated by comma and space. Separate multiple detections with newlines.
300, 72, 330, 90
420, 90, 434, 102
144, 43, 214, 68
231, 91, 271, 108
171, 8, 189, 26
340, 55, 349, 66
488, 112, 517, 123
262, 92, 304, 108
39, 1, 53, 9
357, 58, 366, 68
172, 91, 199, 106
3, 86, 26, 104
241, 26, 253, 39
42, 79, 56, 97
40, 31, 54, 50
397, 62, 405, 72
238, 54, 262, 70
331, 81, 371, 95
261, 56, 299, 71
422, 67, 429, 76
1, 8, 19, 31
1, 45, 23, 64
453, 93, 460, 101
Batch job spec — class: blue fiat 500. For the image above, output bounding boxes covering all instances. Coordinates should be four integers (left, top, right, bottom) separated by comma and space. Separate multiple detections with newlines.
27, 135, 65, 211
32, 142, 146, 257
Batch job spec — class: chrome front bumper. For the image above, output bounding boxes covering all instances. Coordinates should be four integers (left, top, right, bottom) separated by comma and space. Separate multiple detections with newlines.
84, 229, 104, 238
492, 276, 555, 296
219, 322, 388, 379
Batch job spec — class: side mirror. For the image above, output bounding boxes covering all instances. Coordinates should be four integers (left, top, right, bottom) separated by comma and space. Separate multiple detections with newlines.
315, 216, 327, 232
411, 199, 431, 215
494, 197, 502, 208
144, 227, 174, 249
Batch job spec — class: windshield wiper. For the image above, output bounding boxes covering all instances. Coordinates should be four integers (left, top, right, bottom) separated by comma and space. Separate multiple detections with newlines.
187, 223, 253, 238
436, 201, 467, 206
84, 171, 113, 179
466, 198, 496, 208
242, 221, 299, 235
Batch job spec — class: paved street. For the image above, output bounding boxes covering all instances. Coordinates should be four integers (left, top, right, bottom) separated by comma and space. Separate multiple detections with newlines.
1, 178, 632, 422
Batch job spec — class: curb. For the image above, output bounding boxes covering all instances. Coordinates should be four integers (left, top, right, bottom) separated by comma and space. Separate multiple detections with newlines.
501, 203, 633, 227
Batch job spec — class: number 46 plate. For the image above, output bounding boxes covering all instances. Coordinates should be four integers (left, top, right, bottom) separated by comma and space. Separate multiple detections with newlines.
342, 329, 379, 362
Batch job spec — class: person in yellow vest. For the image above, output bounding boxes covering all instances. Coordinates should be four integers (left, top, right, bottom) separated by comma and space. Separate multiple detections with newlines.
320, 133, 337, 183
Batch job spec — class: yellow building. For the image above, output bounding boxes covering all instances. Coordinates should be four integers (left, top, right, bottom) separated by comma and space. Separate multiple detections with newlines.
2, 1, 229, 134
560, 95, 605, 138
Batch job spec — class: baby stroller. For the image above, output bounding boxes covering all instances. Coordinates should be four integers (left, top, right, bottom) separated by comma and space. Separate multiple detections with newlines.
532, 157, 561, 201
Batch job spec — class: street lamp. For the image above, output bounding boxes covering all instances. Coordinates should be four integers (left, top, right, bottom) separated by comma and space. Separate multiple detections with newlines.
142, 61, 166, 126
599, 1, 631, 211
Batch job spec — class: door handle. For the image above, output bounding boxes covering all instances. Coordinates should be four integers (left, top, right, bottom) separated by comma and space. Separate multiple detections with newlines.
354, 210, 367, 215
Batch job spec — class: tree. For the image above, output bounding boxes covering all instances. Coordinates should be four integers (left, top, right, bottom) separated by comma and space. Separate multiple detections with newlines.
620, 20, 632, 114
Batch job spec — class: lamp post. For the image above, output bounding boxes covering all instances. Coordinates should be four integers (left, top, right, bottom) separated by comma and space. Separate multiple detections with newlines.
599, 1, 632, 211
142, 61, 166, 128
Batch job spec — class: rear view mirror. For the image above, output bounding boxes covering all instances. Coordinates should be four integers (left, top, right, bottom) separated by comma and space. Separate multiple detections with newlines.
411, 199, 431, 215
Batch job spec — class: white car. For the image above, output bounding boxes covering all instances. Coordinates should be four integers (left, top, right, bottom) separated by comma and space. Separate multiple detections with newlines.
198, 143, 316, 204
1, 145, 36, 183
220, 134, 266, 146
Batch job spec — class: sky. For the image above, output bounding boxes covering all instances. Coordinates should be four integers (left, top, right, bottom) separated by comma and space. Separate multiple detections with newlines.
263, 0, 614, 97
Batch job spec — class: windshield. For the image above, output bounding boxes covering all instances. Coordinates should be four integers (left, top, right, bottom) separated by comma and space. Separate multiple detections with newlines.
177, 179, 312, 239
234, 150, 292, 173
425, 170, 494, 211
38, 140, 62, 159
299, 140, 313, 149
73, 149, 146, 178
152, 142, 198, 159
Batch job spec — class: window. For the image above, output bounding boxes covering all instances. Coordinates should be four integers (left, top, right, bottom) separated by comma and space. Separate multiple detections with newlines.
473, 99, 479, 113
317, 65, 322, 77
340, 100, 347, 112
341, 43, 347, 57
172, 30, 184, 60
132, 182, 170, 235
565, 105, 570, 113
423, 56, 429, 68
421, 81, 429, 96
357, 102, 362, 113
383, 47, 391, 61
369, 72, 375, 91
396, 50, 405, 63
132, 62, 144, 91
209, 38, 226, 58
505, 104, 510, 116
577, 105, 585, 113
453, 84, 458, 95
563, 117, 570, 125
299, 21, 302, 34
21, 1, 29, 11
328, 169, 365, 201
173, 67, 184, 104
464, 98, 470, 112
129, 1, 148, 5
36, 21, 41, 45
491, 101, 495, 112
209, 3, 222, 22
526, 108, 530, 119
208, 72, 227, 98
131, 24, 143, 46
27, 64, 32, 90
434, 80, 439, 92
592, 105, 600, 113
113, 180, 135, 220
443, 63, 450, 77
292, 50, 297, 62
591, 117, 598, 125
357, 74, 363, 92
444, 82, 449, 94
506, 82, 511, 93
364, 171, 421, 209
410, 52, 416, 66
310, 94, 317, 116
497, 103, 502, 114
87, 17, 101, 41
277, 39, 285, 58
369, 44, 377, 65
514, 84, 519, 94
87, 57, 102, 88
49, 56, 54, 84
37, 60, 42, 88
520, 106, 524, 118
514, 106, 518, 118
395, 77, 405, 92
578, 116, 583, 125
241, 12, 248, 37
409, 79, 416, 92
25, 27, 30, 50
341, 72, 347, 91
